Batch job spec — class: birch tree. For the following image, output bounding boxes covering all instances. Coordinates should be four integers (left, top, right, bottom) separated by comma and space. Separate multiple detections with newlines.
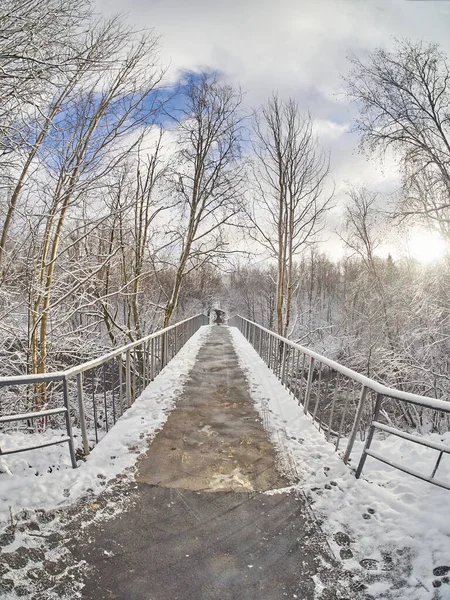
0, 16, 128, 271
25, 32, 165, 403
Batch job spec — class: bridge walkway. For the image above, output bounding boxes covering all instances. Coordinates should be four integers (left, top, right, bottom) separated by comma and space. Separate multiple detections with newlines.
71, 326, 347, 600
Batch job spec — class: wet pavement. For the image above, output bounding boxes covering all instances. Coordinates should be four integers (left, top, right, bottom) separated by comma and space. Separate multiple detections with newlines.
70, 326, 348, 600
136, 326, 285, 493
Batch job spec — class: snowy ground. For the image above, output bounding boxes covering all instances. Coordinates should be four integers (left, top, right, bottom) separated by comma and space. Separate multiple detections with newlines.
230, 326, 450, 600
0, 326, 210, 525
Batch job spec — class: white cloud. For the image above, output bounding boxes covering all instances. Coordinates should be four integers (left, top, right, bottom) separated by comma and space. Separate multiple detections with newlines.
92, 0, 450, 256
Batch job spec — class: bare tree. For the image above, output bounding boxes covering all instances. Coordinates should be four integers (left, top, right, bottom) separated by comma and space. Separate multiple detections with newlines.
25, 31, 165, 403
163, 73, 245, 327
346, 39, 450, 235
0, 16, 130, 270
0, 0, 90, 153
339, 187, 395, 350
250, 94, 333, 337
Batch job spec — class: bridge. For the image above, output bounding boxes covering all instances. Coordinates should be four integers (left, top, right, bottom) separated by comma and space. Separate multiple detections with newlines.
0, 315, 449, 598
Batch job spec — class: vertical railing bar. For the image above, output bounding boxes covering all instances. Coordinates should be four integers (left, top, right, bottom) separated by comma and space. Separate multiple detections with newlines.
293, 349, 301, 402
132, 349, 137, 401
263, 330, 268, 364
157, 335, 161, 374
112, 359, 116, 425
355, 393, 383, 478
263, 331, 268, 363
336, 378, 351, 451
312, 363, 323, 422
119, 354, 124, 416
431, 450, 444, 479
288, 347, 293, 394
318, 368, 329, 432
164, 331, 168, 367
344, 385, 369, 464
270, 333, 274, 368
150, 338, 154, 381
103, 363, 109, 433
126, 350, 132, 408
91, 369, 98, 444
62, 377, 77, 469
281, 341, 287, 386
76, 372, 89, 456
298, 353, 306, 405
326, 371, 339, 440
327, 371, 339, 439
303, 356, 315, 415
142, 342, 146, 389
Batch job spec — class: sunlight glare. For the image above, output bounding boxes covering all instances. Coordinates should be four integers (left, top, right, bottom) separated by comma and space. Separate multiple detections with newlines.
407, 229, 448, 264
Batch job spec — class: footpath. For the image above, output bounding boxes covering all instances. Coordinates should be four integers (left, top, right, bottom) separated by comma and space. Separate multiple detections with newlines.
72, 326, 346, 600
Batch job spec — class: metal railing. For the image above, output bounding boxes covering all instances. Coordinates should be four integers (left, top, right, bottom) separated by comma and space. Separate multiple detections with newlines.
0, 314, 209, 468
229, 315, 450, 491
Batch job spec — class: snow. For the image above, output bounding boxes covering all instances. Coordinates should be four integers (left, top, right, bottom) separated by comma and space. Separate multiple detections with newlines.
0, 326, 210, 525
230, 326, 450, 599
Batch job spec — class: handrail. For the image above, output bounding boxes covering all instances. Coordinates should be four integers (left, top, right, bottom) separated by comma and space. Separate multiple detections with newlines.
0, 314, 209, 468
0, 407, 67, 424
233, 316, 450, 413
0, 314, 204, 385
230, 314, 450, 491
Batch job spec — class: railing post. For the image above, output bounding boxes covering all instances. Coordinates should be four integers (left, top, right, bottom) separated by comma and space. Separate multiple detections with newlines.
343, 385, 369, 464
150, 338, 154, 381
63, 377, 77, 469
267, 334, 274, 371
118, 355, 124, 414
281, 341, 287, 385
164, 331, 168, 365
76, 373, 90, 456
126, 349, 132, 408
326, 371, 340, 441
355, 393, 382, 478
303, 357, 315, 413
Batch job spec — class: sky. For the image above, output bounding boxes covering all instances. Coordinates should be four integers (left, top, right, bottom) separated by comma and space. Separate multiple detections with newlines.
94, 0, 450, 262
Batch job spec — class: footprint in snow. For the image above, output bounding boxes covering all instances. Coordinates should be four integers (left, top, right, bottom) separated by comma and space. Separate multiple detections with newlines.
334, 532, 351, 547
360, 558, 378, 570
340, 547, 353, 560
433, 566, 450, 577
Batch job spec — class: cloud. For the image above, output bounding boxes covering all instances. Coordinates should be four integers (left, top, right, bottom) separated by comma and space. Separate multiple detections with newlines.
92, 0, 450, 259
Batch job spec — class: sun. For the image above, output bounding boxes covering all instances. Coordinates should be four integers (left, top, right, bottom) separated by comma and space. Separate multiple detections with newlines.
407, 228, 448, 264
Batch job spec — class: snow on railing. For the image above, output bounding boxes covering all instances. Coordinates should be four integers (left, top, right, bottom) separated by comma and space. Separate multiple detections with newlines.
229, 315, 450, 491
0, 314, 209, 468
